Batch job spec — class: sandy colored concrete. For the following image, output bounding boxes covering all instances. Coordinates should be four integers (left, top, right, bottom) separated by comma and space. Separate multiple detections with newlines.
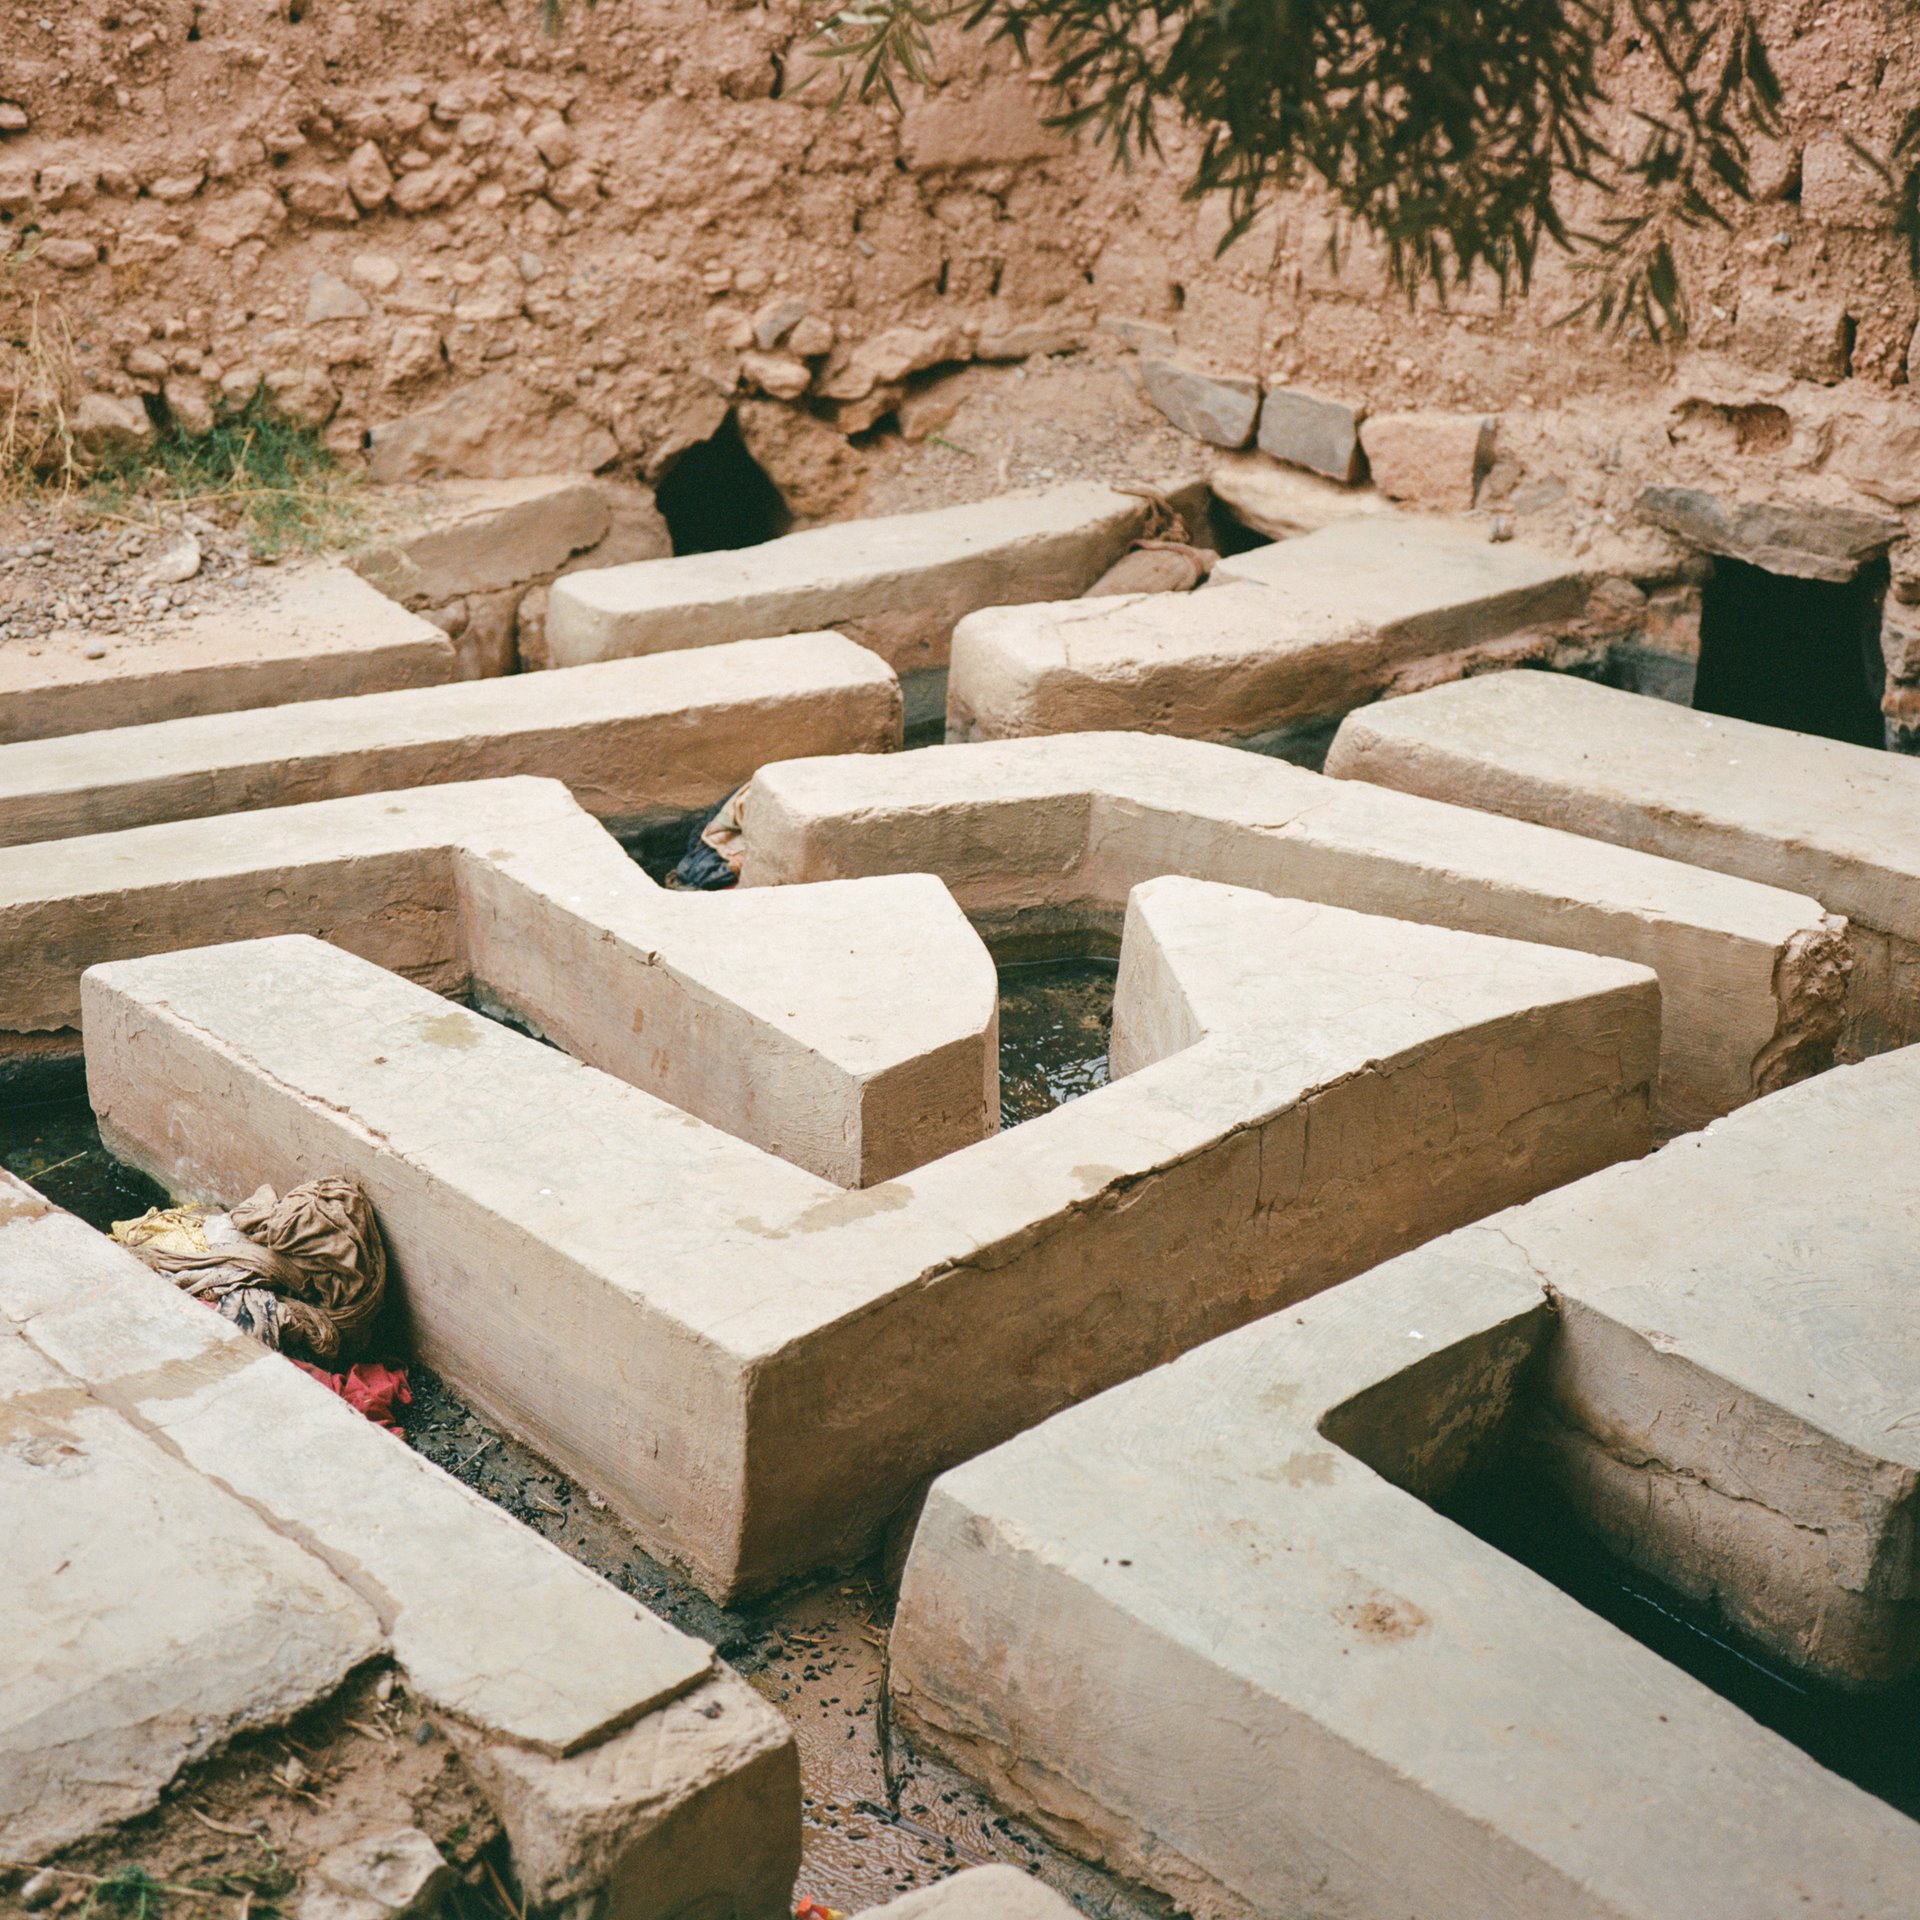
944, 516, 1594, 746
0, 1175, 799, 1913
0, 562, 458, 746
742, 732, 1848, 1134
84, 881, 1653, 1599
0, 632, 899, 848
1326, 670, 1920, 1052
0, 778, 993, 1188
890, 1051, 1920, 1920
545, 483, 1149, 677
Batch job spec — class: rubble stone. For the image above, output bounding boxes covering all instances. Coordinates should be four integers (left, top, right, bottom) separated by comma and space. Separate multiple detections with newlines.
1138, 358, 1260, 448
1357, 411, 1495, 511
1258, 386, 1366, 482
1635, 485, 1899, 583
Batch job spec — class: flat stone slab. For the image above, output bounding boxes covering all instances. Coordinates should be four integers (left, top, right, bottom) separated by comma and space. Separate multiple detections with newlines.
545, 483, 1148, 677
85, 877, 1654, 1600
0, 631, 899, 848
0, 777, 994, 1188
1326, 670, 1920, 1050
743, 731, 1848, 1134
0, 562, 457, 746
945, 516, 1594, 746
890, 1048, 1920, 1919
0, 1177, 797, 1913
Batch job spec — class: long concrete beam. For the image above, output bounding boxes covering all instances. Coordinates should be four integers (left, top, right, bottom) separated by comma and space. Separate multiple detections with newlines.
0, 778, 993, 1188
545, 483, 1152, 679
741, 731, 1848, 1135
84, 879, 1656, 1599
0, 1175, 798, 1914
890, 1048, 1920, 1919
0, 631, 899, 848
0, 562, 457, 746
1326, 669, 1920, 1053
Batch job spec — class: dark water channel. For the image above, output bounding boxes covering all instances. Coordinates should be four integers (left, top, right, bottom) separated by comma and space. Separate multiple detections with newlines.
1444, 1468, 1920, 1822
1, 1084, 167, 1232
996, 955, 1117, 1127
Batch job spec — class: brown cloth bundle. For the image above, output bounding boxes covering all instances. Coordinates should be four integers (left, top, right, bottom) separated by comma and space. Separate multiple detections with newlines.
124, 1176, 387, 1365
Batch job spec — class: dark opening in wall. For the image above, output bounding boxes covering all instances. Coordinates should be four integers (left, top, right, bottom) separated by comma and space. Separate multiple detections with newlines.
1693, 555, 1888, 748
654, 412, 792, 555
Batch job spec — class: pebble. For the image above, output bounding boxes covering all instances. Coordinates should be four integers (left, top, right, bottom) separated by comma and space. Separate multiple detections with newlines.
20, 1869, 59, 1909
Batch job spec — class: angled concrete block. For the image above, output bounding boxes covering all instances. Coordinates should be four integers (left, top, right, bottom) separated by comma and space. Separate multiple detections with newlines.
84, 877, 1654, 1600
0, 562, 457, 746
0, 1180, 798, 1915
890, 1051, 1920, 1920
1326, 670, 1920, 1052
0, 632, 899, 848
946, 516, 1593, 750
0, 778, 993, 1188
545, 484, 1149, 678
744, 732, 1848, 1133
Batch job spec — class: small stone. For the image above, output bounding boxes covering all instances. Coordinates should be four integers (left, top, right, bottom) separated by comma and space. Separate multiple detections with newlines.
85, 645, 107, 660
345, 141, 395, 211
788, 315, 834, 359
148, 172, 205, 202
740, 350, 810, 400
279, 1754, 310, 1789
753, 295, 808, 351
36, 236, 100, 272
1139, 358, 1260, 449
0, 103, 29, 134
528, 112, 576, 168
284, 169, 360, 224
20, 1869, 58, 1909
307, 271, 372, 324
1732, 286, 1852, 385
298, 1827, 452, 1920
349, 252, 402, 293
164, 375, 216, 439
517, 251, 545, 283
145, 530, 202, 585
1257, 387, 1367, 484
412, 1719, 436, 1745
73, 391, 153, 458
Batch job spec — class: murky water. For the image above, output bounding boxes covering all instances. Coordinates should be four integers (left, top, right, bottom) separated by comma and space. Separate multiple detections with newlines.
997, 956, 1117, 1127
0, 1086, 167, 1232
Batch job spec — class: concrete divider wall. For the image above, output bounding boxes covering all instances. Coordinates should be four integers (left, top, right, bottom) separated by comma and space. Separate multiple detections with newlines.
0, 778, 993, 1188
544, 483, 1153, 680
0, 631, 900, 848
0, 1175, 799, 1915
889, 1048, 1920, 1920
943, 516, 1606, 752
742, 731, 1848, 1135
83, 877, 1656, 1599
1326, 670, 1920, 1054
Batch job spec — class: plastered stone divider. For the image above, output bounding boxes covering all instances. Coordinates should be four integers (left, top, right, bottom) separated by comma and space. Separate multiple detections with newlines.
740, 731, 1849, 1134
0, 778, 994, 1188
544, 482, 1153, 679
0, 631, 900, 849
0, 563, 459, 747
1325, 669, 1920, 1052
84, 876, 1656, 1600
942, 515, 1604, 748
889, 1051, 1920, 1919
0, 1178, 800, 1915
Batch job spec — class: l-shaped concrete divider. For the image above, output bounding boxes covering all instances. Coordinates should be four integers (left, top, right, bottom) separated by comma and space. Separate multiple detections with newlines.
741, 731, 1848, 1134
0, 631, 899, 848
0, 778, 994, 1186
1, 1173, 798, 1916
943, 516, 1608, 752
83, 877, 1657, 1599
889, 1047, 1920, 1919
1326, 669, 1920, 1052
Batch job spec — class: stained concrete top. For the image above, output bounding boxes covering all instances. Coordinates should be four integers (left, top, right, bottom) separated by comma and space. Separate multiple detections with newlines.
87, 877, 1655, 1593
0, 1176, 719, 1857
0, 562, 457, 746
857, 1866, 1077, 1918
0, 776, 995, 1187
946, 516, 1591, 743
744, 730, 1845, 1132
1326, 669, 1920, 944
0, 631, 899, 847
546, 483, 1146, 671
894, 1051, 1920, 1917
